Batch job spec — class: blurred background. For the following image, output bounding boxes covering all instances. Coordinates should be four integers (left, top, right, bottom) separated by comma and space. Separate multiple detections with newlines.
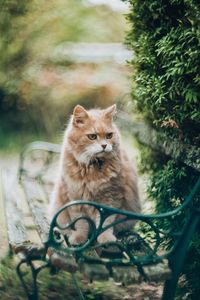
0, 0, 133, 151
1, 2, 199, 298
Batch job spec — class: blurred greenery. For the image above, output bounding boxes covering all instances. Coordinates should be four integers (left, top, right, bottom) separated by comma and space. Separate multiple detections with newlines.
0, 0, 129, 151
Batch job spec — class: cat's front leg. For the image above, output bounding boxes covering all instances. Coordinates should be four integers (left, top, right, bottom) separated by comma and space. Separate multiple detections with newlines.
97, 215, 117, 244
68, 229, 88, 245
68, 207, 89, 245
98, 230, 117, 244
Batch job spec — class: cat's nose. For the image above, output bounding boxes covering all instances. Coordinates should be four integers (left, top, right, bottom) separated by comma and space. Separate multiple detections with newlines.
101, 144, 107, 149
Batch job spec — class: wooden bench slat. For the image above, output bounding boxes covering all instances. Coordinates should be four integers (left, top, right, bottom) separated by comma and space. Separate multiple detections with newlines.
2, 171, 30, 253
79, 263, 109, 281
21, 178, 50, 243
48, 249, 110, 280
48, 247, 78, 273
112, 261, 171, 284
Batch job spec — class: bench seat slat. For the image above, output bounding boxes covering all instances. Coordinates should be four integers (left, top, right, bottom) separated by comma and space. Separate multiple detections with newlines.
112, 261, 171, 284
21, 177, 81, 273
21, 178, 50, 243
2, 171, 30, 253
48, 247, 78, 273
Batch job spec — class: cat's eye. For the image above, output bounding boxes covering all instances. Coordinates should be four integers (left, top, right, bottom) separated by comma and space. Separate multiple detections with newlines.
106, 132, 113, 139
87, 134, 97, 140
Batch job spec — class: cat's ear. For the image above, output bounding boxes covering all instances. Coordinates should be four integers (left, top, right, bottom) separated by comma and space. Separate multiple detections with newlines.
104, 104, 116, 120
73, 105, 88, 126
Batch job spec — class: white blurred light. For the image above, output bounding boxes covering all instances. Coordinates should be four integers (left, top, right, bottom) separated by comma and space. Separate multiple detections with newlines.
84, 0, 129, 12
53, 43, 132, 64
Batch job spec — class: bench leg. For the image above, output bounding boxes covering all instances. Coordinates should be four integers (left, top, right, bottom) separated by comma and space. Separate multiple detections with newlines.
16, 258, 48, 300
162, 212, 200, 300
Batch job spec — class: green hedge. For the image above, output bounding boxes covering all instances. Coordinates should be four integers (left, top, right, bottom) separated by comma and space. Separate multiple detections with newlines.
126, 0, 200, 298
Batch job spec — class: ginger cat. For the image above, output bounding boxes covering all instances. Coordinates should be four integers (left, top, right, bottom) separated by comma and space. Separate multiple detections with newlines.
49, 104, 141, 245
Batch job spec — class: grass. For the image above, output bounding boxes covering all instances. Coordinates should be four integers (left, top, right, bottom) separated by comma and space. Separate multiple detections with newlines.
0, 254, 164, 300
0, 255, 99, 300
0, 255, 129, 300
0, 256, 79, 300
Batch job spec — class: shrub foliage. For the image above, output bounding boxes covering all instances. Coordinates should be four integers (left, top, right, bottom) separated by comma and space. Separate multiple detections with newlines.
126, 0, 200, 298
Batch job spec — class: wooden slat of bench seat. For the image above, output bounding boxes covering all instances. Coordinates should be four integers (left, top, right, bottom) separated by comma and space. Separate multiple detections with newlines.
79, 263, 109, 281
49, 252, 110, 280
48, 248, 110, 280
21, 178, 50, 243
48, 247, 78, 273
2, 171, 30, 254
112, 260, 171, 284
47, 246, 110, 280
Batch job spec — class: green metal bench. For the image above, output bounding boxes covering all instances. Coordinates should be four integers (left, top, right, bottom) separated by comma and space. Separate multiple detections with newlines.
2, 130, 200, 300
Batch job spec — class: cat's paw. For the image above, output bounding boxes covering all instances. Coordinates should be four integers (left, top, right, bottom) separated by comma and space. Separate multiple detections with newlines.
97, 232, 117, 244
68, 231, 88, 245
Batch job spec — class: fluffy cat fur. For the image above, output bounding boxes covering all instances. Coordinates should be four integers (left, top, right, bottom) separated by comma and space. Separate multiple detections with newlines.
49, 104, 141, 245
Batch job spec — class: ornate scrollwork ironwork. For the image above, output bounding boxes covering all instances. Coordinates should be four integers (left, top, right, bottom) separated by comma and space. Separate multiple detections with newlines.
46, 198, 195, 269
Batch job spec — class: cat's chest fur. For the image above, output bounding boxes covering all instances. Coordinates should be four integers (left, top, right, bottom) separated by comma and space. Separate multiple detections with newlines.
64, 161, 119, 201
